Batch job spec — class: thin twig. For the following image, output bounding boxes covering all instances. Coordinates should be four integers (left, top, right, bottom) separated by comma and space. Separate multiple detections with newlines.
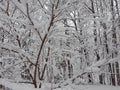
26, 3, 34, 25
6, 0, 9, 16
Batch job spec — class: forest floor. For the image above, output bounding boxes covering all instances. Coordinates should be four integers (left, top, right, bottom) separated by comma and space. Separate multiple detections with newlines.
0, 79, 120, 90
54, 85, 120, 90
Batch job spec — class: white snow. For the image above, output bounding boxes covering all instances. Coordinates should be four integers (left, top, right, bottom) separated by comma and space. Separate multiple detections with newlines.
0, 79, 120, 90
54, 85, 120, 90
0, 79, 40, 90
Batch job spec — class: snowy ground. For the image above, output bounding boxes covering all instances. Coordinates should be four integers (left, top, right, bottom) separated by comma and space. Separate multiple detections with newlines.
0, 79, 120, 90
55, 85, 120, 90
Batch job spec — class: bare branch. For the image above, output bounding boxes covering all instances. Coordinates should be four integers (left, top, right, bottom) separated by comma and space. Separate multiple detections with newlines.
26, 3, 34, 25
6, 0, 9, 16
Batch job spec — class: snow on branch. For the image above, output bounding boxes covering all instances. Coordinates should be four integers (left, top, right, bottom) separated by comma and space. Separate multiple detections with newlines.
10, 0, 27, 16
0, 43, 36, 64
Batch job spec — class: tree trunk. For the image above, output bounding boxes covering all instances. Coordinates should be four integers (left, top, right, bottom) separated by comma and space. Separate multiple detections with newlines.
115, 62, 120, 85
108, 63, 116, 85
39, 47, 50, 88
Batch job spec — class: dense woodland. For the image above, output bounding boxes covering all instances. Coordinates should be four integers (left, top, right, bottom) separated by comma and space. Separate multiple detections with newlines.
0, 0, 120, 89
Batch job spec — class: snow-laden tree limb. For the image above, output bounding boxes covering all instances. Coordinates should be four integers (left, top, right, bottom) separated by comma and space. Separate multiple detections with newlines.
0, 43, 36, 64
